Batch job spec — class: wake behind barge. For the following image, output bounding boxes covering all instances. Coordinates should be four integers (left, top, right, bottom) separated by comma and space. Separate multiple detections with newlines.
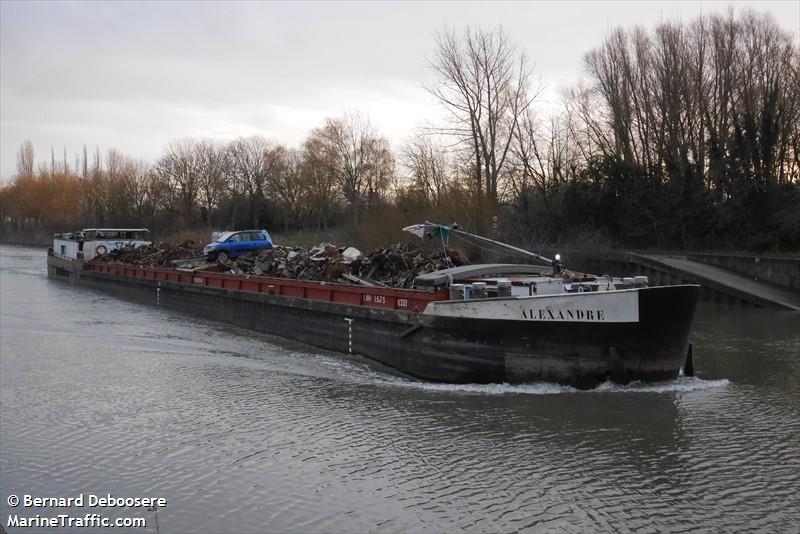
47, 228, 699, 389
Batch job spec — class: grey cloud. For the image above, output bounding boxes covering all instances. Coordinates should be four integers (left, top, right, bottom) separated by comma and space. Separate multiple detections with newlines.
2, 1, 797, 178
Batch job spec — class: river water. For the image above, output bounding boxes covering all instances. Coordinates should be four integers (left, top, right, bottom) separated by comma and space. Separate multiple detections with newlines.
1, 244, 798, 533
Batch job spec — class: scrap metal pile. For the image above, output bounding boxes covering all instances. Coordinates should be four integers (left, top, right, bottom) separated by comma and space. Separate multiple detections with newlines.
226, 243, 469, 288
95, 240, 205, 266
97, 241, 469, 288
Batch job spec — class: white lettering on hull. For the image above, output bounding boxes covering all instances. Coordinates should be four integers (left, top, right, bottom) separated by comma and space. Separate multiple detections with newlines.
521, 308, 607, 321
425, 290, 640, 323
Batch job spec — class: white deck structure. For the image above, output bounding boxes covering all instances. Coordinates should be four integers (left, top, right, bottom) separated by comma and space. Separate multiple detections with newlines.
53, 228, 151, 261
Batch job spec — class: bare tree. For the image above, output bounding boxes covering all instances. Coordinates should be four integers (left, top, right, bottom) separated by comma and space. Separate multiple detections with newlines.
428, 26, 537, 201
105, 149, 133, 223
268, 147, 307, 231
16, 141, 34, 177
226, 136, 283, 228
362, 136, 394, 203
401, 133, 452, 206
194, 140, 227, 226
309, 113, 394, 206
126, 161, 159, 227
155, 140, 203, 225
301, 133, 339, 231
510, 109, 579, 207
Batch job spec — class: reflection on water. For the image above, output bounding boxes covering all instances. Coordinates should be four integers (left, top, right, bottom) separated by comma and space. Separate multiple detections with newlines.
1, 245, 798, 532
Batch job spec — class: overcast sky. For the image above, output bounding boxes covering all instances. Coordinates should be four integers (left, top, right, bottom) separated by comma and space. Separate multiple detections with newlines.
1, 0, 797, 180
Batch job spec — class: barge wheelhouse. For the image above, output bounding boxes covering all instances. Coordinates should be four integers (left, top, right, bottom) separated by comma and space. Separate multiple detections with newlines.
48, 228, 151, 280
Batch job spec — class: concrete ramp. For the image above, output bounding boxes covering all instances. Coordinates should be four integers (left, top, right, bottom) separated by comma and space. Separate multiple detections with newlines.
628, 253, 800, 311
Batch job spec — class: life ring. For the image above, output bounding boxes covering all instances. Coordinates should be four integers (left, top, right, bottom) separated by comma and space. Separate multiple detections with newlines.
95, 245, 108, 256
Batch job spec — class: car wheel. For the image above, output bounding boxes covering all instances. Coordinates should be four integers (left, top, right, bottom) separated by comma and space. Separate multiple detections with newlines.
217, 251, 230, 263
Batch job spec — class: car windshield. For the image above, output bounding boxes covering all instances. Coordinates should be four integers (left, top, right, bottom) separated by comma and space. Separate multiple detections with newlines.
215, 231, 236, 243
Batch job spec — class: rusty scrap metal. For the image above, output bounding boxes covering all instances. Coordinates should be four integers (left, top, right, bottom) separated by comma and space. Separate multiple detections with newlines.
96, 240, 204, 267
97, 240, 469, 288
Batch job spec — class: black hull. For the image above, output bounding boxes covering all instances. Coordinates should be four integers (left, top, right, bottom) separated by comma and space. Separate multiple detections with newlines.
412, 286, 699, 388
47, 259, 699, 389
47, 254, 85, 281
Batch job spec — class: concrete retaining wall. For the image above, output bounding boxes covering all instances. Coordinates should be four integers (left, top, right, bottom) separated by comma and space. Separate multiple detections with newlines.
687, 253, 800, 291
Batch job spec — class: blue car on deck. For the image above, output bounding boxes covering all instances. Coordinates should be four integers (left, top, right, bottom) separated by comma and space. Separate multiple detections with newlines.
203, 229, 273, 262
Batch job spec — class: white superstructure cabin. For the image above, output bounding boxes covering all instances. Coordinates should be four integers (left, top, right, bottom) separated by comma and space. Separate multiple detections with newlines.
52, 228, 151, 261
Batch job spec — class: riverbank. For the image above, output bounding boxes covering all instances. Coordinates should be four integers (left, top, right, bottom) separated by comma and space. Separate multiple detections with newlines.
4, 226, 797, 277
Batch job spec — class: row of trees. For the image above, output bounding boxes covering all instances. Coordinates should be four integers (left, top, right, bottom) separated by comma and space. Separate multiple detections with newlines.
1, 113, 397, 235
1, 9, 798, 250
573, 9, 800, 248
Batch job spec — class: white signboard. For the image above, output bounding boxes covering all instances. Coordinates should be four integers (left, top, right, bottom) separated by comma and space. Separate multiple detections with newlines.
425, 290, 640, 323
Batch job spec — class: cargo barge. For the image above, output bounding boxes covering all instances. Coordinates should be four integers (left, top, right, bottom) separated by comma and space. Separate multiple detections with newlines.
47, 227, 700, 389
